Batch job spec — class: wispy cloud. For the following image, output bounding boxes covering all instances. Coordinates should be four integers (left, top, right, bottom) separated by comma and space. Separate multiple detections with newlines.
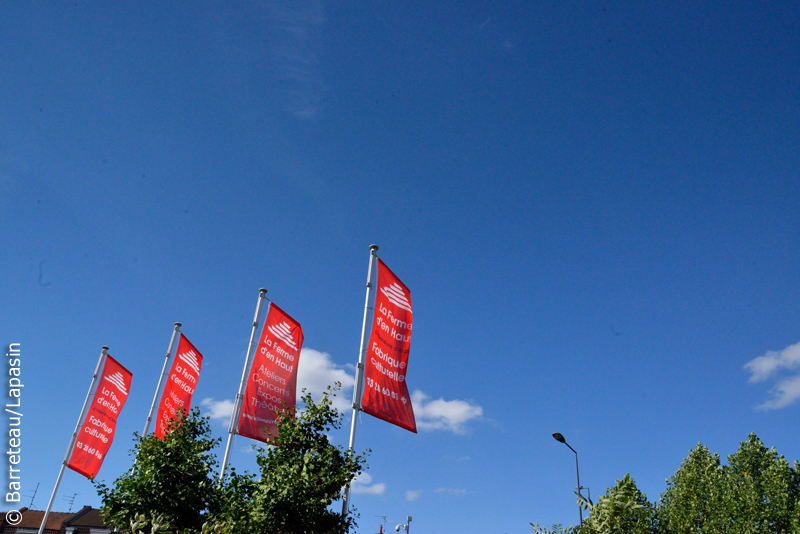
412, 390, 483, 434
744, 342, 800, 409
297, 348, 355, 413
201, 397, 234, 424
351, 473, 386, 495
754, 375, 800, 410
435, 487, 468, 496
405, 489, 422, 501
263, 0, 326, 119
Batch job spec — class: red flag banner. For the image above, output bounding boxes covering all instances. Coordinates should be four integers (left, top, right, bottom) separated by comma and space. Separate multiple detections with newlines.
154, 334, 204, 438
361, 259, 417, 432
67, 354, 132, 479
237, 303, 304, 443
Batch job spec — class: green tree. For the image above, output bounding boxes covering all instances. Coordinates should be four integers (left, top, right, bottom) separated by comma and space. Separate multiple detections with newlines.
579, 474, 655, 534
659, 434, 800, 534
95, 408, 220, 533
98, 387, 367, 534
533, 434, 800, 534
210, 467, 256, 534
722, 433, 799, 533
658, 443, 726, 533
241, 386, 367, 534
530, 522, 580, 534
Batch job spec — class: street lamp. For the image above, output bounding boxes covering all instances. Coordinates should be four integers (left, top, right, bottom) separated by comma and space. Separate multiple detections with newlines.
552, 432, 587, 526
395, 516, 412, 533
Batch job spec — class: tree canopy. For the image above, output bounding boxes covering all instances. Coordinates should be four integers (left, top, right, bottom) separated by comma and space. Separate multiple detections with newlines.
96, 408, 220, 533
534, 433, 800, 534
244, 388, 366, 534
96, 386, 366, 534
580, 474, 655, 534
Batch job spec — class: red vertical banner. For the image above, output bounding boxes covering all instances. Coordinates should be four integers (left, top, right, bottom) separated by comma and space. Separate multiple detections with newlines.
154, 334, 204, 438
237, 303, 304, 443
362, 259, 417, 432
67, 355, 133, 479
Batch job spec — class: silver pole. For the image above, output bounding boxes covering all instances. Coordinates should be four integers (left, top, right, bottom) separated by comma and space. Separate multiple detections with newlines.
560, 441, 583, 527
341, 244, 379, 516
131, 323, 181, 474
141, 323, 181, 439
573, 445, 583, 527
38, 347, 108, 534
219, 288, 268, 483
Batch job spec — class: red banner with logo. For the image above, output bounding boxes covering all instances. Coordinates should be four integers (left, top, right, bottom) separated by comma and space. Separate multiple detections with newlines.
237, 303, 304, 443
67, 355, 132, 479
154, 334, 203, 438
362, 259, 417, 432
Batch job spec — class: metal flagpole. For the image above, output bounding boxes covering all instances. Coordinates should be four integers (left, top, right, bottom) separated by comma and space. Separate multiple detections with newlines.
38, 347, 108, 534
131, 323, 181, 474
141, 322, 181, 439
341, 244, 379, 516
219, 288, 268, 483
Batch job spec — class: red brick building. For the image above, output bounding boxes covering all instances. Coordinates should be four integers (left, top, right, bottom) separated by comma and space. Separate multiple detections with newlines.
0, 507, 110, 534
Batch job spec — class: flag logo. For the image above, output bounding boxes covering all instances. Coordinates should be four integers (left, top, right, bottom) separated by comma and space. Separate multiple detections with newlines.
268, 321, 298, 349
178, 350, 201, 374
105, 371, 128, 395
381, 282, 412, 312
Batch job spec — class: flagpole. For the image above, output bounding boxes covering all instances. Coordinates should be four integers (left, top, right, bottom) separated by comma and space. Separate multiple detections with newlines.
38, 347, 108, 534
219, 288, 268, 483
141, 322, 182, 439
342, 244, 379, 516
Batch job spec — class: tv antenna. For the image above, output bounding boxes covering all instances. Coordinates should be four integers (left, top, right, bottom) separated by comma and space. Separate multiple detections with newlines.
375, 515, 390, 533
62, 493, 79, 513
24, 483, 40, 509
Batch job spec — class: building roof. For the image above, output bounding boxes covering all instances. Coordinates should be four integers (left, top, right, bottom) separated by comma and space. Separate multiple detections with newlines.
0, 506, 108, 532
64, 506, 106, 528
5, 508, 74, 530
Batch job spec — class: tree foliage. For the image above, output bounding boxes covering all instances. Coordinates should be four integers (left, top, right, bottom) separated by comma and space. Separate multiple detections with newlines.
243, 387, 367, 534
533, 433, 800, 534
722, 433, 799, 533
96, 408, 220, 533
530, 523, 580, 534
96, 386, 366, 534
579, 474, 655, 534
657, 443, 726, 532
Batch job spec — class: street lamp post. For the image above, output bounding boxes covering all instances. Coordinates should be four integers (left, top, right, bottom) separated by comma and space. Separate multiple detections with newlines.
553, 432, 586, 527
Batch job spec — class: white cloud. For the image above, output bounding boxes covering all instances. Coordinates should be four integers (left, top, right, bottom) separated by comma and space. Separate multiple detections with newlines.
199, 354, 483, 433
201, 397, 234, 424
412, 390, 483, 434
435, 488, 468, 496
199, 349, 354, 426
745, 342, 800, 410
297, 348, 355, 413
755, 375, 800, 411
744, 342, 800, 382
405, 490, 422, 501
350, 473, 386, 495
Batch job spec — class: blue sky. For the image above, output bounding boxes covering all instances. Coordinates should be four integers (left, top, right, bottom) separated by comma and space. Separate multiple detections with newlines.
2, 1, 799, 532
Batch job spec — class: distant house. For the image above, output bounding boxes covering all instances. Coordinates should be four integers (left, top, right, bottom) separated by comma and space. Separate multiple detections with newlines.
0, 506, 110, 534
